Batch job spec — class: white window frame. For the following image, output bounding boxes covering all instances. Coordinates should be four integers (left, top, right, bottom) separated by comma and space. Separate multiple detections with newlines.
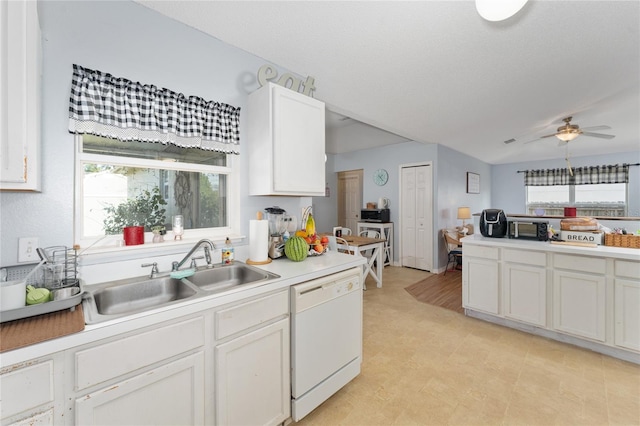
74, 135, 240, 253
526, 182, 628, 216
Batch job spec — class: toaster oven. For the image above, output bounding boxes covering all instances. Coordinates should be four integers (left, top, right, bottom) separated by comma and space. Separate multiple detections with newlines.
360, 208, 390, 223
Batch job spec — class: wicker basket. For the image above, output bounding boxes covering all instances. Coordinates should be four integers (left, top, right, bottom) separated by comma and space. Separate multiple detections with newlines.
604, 233, 640, 249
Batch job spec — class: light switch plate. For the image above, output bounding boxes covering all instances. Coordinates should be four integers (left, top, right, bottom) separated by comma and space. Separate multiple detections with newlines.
18, 237, 39, 263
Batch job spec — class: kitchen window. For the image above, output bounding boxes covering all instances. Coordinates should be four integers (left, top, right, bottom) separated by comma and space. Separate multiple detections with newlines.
75, 134, 239, 247
526, 182, 628, 217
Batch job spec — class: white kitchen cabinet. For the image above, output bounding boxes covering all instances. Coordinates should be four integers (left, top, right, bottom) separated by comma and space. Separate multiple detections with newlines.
247, 82, 325, 196
502, 249, 547, 327
214, 290, 290, 426
614, 260, 640, 351
462, 244, 500, 314
0, 355, 64, 425
75, 352, 205, 425
73, 316, 206, 424
553, 254, 606, 342
0, 0, 41, 191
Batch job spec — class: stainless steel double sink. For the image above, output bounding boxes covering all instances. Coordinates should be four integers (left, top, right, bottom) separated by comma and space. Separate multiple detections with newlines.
83, 263, 280, 324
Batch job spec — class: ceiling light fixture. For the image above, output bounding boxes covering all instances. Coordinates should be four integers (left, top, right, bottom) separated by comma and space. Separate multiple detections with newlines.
556, 131, 580, 142
475, 0, 528, 22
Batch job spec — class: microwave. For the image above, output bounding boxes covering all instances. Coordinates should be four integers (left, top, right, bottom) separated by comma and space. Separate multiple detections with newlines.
508, 221, 549, 241
360, 208, 390, 223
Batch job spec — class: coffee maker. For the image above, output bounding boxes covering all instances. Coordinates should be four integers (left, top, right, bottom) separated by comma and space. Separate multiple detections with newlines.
265, 206, 287, 259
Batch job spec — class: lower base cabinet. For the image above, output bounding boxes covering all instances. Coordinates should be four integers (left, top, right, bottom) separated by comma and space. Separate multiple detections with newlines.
553, 270, 606, 342
615, 278, 640, 351
75, 352, 205, 425
215, 318, 290, 426
0, 356, 63, 425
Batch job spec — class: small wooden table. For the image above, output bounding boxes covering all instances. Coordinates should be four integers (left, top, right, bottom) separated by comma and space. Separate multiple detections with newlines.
337, 235, 386, 288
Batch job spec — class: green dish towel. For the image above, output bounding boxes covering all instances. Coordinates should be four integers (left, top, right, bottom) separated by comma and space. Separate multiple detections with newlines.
170, 269, 196, 279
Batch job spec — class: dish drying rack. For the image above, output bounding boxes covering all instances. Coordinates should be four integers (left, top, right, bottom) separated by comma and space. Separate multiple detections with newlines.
0, 246, 83, 323
35, 245, 79, 289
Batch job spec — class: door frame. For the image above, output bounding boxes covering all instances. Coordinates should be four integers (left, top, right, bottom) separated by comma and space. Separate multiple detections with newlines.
398, 161, 434, 271
337, 169, 363, 232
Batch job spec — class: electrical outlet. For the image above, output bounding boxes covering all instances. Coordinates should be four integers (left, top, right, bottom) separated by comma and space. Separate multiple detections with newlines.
18, 237, 39, 263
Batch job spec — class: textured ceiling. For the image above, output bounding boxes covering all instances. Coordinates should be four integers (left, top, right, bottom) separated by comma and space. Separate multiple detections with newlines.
135, 1, 640, 164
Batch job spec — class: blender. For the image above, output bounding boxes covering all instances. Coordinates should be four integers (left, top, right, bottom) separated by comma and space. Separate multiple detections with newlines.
265, 206, 287, 258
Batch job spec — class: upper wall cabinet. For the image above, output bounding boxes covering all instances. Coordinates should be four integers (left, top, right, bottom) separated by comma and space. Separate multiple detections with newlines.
0, 0, 42, 192
247, 82, 325, 196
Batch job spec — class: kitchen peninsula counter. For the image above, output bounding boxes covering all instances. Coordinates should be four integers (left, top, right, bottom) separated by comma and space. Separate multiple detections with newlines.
461, 234, 640, 363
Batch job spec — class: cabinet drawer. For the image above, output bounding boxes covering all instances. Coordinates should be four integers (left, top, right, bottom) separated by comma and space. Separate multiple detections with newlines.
76, 317, 204, 391
554, 253, 605, 275
464, 244, 499, 260
503, 249, 546, 267
615, 260, 640, 279
216, 290, 288, 340
1, 360, 54, 419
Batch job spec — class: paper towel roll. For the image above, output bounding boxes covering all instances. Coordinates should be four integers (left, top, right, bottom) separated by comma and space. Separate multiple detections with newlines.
249, 220, 269, 262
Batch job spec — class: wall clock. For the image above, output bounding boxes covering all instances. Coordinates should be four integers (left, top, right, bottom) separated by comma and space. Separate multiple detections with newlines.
373, 168, 388, 186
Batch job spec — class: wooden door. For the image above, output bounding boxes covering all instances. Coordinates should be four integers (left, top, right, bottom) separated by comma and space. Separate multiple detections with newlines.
400, 164, 432, 271
337, 170, 362, 232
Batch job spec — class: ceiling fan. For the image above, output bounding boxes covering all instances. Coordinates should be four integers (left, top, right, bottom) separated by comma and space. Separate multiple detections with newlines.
539, 116, 615, 144
533, 116, 615, 177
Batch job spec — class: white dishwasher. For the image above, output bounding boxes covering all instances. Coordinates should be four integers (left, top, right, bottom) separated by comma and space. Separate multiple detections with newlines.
290, 267, 363, 421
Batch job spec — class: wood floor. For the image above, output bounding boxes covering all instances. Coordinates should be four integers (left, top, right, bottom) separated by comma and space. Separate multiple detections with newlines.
404, 270, 463, 313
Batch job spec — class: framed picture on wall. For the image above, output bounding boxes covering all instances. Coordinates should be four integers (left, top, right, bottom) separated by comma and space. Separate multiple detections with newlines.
467, 172, 480, 194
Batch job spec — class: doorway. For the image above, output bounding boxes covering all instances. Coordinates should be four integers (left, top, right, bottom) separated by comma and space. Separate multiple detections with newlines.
337, 170, 363, 232
400, 163, 433, 271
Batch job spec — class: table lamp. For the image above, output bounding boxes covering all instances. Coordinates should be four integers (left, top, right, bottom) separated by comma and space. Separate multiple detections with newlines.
457, 207, 472, 235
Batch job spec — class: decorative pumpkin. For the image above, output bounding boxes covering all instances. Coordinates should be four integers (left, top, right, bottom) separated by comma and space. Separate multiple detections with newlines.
284, 236, 309, 262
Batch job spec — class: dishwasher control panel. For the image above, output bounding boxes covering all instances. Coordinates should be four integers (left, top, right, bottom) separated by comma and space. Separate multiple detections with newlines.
292, 267, 362, 313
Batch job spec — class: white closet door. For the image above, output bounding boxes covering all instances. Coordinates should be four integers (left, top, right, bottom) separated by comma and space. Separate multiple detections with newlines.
415, 165, 433, 271
401, 165, 433, 271
401, 167, 417, 268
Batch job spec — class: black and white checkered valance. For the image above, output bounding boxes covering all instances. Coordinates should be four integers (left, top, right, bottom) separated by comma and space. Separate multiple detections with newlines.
68, 64, 240, 154
524, 164, 630, 186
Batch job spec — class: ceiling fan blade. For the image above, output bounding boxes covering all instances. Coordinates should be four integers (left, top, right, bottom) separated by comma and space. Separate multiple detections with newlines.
539, 133, 557, 139
581, 125, 611, 131
581, 132, 615, 139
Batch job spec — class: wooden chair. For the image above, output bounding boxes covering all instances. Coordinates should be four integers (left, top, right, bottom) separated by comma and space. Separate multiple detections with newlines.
341, 227, 352, 236
443, 229, 462, 275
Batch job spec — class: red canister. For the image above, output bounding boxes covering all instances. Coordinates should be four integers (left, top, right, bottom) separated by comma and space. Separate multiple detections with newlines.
123, 226, 145, 245
564, 207, 577, 217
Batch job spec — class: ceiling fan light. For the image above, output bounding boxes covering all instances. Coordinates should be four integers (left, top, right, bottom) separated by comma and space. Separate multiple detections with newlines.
556, 132, 580, 142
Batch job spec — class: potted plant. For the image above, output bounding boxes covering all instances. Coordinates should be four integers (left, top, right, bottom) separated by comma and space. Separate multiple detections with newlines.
103, 187, 167, 245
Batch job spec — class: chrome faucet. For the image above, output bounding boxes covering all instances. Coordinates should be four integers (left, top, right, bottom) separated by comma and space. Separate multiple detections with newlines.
172, 239, 216, 271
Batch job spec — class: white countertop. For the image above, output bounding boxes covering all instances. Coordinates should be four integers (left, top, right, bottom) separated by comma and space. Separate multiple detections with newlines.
1, 252, 365, 367
461, 234, 640, 261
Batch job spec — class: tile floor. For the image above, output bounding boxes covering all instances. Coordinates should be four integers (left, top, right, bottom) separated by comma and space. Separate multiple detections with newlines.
294, 266, 640, 426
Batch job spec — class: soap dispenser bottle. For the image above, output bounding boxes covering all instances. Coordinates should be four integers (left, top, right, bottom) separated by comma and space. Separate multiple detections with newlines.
222, 237, 234, 265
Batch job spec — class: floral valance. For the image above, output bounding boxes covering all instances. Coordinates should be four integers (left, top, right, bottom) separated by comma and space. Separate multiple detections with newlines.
68, 64, 240, 154
524, 164, 630, 186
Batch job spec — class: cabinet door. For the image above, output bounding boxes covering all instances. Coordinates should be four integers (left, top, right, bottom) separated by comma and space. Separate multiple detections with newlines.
503, 263, 546, 326
0, 0, 41, 191
215, 318, 290, 426
615, 278, 640, 351
272, 85, 325, 195
463, 256, 500, 314
553, 270, 606, 341
1, 358, 61, 424
75, 352, 205, 425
